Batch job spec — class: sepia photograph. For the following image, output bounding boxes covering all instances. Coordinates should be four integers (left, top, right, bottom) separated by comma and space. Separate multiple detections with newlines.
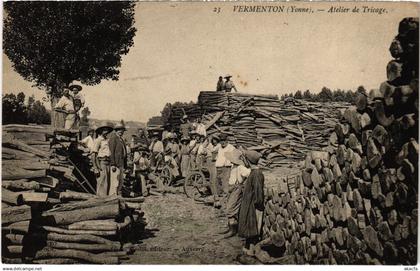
1, 0, 419, 267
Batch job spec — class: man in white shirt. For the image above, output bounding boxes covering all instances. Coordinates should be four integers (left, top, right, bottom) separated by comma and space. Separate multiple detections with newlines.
195, 117, 206, 137
80, 129, 95, 153
54, 88, 76, 130
92, 125, 113, 196
215, 133, 236, 195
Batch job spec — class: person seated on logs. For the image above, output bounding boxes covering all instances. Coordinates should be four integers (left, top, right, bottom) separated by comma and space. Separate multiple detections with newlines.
133, 145, 151, 196
237, 150, 265, 256
179, 136, 191, 178
219, 148, 251, 239
164, 148, 180, 179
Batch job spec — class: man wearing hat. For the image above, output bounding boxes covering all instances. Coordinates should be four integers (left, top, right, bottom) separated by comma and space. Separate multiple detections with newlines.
224, 75, 238, 93
238, 150, 265, 253
69, 84, 84, 129
221, 149, 251, 238
92, 125, 113, 196
80, 128, 95, 153
108, 123, 128, 195
54, 88, 76, 129
149, 131, 164, 168
215, 133, 237, 196
133, 144, 151, 196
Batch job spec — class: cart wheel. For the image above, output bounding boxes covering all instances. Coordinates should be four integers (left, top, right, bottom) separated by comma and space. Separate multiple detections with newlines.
184, 171, 206, 201
161, 166, 173, 187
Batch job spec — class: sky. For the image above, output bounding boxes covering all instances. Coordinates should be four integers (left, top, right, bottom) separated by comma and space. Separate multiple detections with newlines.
2, 2, 419, 122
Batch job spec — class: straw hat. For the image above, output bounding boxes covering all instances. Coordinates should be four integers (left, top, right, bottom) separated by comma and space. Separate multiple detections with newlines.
243, 150, 262, 165
68, 84, 82, 92
96, 125, 113, 135
114, 123, 126, 131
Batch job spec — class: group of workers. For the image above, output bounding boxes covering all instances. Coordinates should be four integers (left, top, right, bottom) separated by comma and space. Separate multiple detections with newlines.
54, 84, 85, 130
79, 112, 265, 252
216, 74, 238, 92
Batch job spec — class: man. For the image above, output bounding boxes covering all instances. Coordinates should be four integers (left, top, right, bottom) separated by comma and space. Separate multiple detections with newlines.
80, 128, 95, 153
216, 76, 224, 92
224, 75, 238, 93
108, 123, 128, 195
133, 145, 151, 196
221, 149, 251, 238
195, 117, 206, 137
215, 133, 236, 195
92, 125, 113, 196
69, 84, 84, 129
149, 131, 164, 167
54, 88, 76, 130
179, 115, 192, 138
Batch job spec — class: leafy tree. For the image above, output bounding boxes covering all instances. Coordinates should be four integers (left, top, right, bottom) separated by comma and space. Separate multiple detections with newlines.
3, 2, 137, 127
27, 100, 51, 124
2, 92, 28, 124
317, 87, 333, 102
303, 89, 312, 100
294, 90, 303, 99
345, 90, 355, 103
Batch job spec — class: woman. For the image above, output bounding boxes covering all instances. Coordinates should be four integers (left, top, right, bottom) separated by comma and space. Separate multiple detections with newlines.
237, 150, 264, 253
179, 137, 191, 178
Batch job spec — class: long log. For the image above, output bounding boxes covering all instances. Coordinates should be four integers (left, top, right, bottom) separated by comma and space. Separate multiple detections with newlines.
3, 220, 31, 234
40, 226, 117, 236
34, 232, 115, 245
67, 220, 118, 231
42, 203, 120, 225
46, 240, 121, 252
2, 205, 32, 225
33, 247, 119, 264
46, 196, 119, 213
2, 180, 41, 191
59, 191, 96, 202
2, 169, 47, 180
2, 188, 24, 205
3, 139, 50, 158
33, 258, 80, 264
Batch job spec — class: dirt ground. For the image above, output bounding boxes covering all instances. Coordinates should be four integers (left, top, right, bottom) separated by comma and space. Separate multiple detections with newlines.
123, 188, 244, 264
123, 166, 298, 264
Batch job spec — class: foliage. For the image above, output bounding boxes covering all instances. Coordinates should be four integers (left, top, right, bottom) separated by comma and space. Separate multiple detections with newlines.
2, 92, 50, 125
3, 1, 137, 98
281, 86, 361, 104
294, 90, 303, 99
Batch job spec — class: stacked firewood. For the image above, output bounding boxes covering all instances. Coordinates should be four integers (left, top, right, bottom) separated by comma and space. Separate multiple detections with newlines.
260, 17, 418, 265
2, 124, 147, 264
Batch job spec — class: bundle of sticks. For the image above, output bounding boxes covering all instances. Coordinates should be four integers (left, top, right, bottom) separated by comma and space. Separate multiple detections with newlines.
259, 17, 418, 265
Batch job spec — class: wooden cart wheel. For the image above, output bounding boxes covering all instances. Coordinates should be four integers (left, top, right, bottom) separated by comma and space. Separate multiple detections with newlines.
161, 166, 173, 187
184, 171, 206, 201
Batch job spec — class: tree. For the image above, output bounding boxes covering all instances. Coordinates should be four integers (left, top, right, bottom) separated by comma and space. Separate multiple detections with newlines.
303, 89, 312, 100
3, 2, 137, 127
27, 100, 51, 124
294, 90, 303, 99
357, 85, 367, 95
317, 87, 333, 102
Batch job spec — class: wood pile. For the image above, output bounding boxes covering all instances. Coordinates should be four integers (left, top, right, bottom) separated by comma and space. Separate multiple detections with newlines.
260, 17, 418, 265
2, 124, 147, 264
165, 92, 347, 167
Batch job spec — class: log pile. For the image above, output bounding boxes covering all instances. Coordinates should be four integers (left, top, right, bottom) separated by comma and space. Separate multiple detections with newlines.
260, 17, 418, 265
162, 92, 347, 167
2, 124, 147, 264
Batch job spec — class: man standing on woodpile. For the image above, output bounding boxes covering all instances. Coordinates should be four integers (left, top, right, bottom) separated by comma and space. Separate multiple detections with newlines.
224, 75, 238, 93
109, 123, 128, 195
92, 125, 113, 196
216, 76, 224, 92
220, 149, 251, 238
54, 88, 76, 130
215, 133, 237, 197
69, 84, 84, 129
238, 150, 265, 254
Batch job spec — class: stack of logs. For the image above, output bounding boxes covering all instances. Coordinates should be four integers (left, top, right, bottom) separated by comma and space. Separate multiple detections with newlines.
162, 92, 347, 168
261, 17, 418, 265
2, 124, 147, 264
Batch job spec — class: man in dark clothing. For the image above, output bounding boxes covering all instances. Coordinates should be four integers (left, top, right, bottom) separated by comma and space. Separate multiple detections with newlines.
237, 150, 264, 252
109, 123, 128, 195
216, 76, 224, 91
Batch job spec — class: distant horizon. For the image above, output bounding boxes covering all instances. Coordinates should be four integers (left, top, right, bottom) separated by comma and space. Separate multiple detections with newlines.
3, 2, 419, 122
